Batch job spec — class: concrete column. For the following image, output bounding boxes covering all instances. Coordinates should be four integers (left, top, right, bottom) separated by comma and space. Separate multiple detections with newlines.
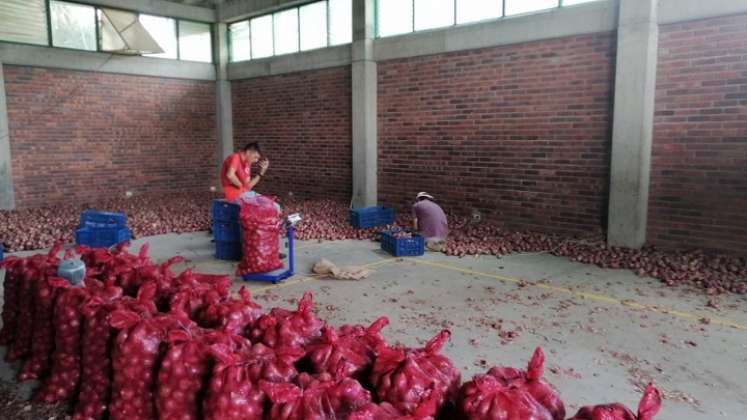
351, 0, 377, 208
0, 62, 15, 210
214, 23, 234, 163
607, 0, 659, 249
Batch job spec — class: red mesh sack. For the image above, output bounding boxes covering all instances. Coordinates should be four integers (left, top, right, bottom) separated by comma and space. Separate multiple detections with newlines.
199, 287, 263, 334
73, 283, 157, 420
261, 372, 372, 420
476, 347, 565, 420
17, 276, 71, 381
155, 329, 241, 420
248, 292, 323, 349
108, 311, 196, 420
7, 254, 48, 361
349, 396, 439, 420
569, 384, 662, 420
203, 341, 303, 420
237, 195, 283, 275
0, 256, 26, 346
306, 316, 389, 379
168, 270, 232, 320
370, 330, 461, 417
35, 284, 91, 404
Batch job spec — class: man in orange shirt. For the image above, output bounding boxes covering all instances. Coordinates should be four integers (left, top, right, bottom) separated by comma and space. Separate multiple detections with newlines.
221, 142, 269, 202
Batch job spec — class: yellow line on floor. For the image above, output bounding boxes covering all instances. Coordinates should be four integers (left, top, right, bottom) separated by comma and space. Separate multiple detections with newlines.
410, 258, 747, 331
250, 257, 398, 295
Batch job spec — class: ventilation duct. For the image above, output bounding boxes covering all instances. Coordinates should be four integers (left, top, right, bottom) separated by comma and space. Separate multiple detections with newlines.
100, 8, 164, 55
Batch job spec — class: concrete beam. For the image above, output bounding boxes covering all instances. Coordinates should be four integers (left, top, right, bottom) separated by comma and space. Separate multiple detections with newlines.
218, 0, 304, 22
374, 0, 617, 62
659, 0, 747, 25
0, 42, 215, 81
607, 0, 658, 249
0, 63, 15, 210
351, 0, 377, 208
81, 0, 215, 22
227, 45, 351, 80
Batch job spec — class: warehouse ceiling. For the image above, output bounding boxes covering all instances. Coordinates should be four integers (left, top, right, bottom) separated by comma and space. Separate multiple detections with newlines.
166, 0, 224, 8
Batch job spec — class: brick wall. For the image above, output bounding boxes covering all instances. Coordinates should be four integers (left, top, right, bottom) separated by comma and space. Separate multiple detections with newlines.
4, 65, 217, 208
650, 15, 747, 255
232, 66, 352, 201
378, 33, 616, 234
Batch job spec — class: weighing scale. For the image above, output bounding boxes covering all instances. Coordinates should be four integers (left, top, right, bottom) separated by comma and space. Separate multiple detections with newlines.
241, 213, 302, 284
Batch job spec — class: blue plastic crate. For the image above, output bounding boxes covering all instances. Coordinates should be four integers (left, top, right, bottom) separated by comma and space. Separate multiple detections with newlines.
349, 206, 395, 229
81, 210, 127, 228
215, 240, 242, 261
212, 199, 241, 222
213, 221, 241, 242
381, 230, 425, 257
76, 227, 131, 248
0, 245, 3, 263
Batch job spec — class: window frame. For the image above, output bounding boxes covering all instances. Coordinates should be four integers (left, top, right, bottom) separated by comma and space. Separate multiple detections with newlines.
0, 0, 213, 62
372, 0, 603, 39
227, 0, 353, 63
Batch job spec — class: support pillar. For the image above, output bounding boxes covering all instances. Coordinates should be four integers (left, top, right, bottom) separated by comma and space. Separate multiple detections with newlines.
351, 0, 377, 208
607, 0, 659, 248
214, 22, 233, 162
0, 62, 15, 210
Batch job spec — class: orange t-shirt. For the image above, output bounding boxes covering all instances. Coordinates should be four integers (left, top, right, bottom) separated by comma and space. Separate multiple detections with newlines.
221, 152, 251, 202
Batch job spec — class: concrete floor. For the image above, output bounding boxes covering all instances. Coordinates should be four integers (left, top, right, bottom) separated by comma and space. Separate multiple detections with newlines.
2, 231, 747, 419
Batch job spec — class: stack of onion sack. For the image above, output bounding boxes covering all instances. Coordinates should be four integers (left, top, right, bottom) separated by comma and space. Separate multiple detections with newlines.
370, 330, 461, 418
249, 292, 323, 349
204, 341, 304, 420
73, 282, 158, 420
459, 347, 565, 420
237, 195, 283, 276
306, 317, 389, 379
2, 243, 64, 362
569, 384, 662, 420
261, 372, 373, 419
108, 309, 198, 420
155, 329, 247, 420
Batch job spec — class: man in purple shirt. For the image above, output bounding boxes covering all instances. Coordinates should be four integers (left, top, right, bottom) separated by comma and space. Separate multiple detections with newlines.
412, 192, 449, 252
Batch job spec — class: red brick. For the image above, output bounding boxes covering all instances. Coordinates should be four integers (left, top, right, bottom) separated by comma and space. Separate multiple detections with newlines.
4, 65, 217, 208
377, 32, 616, 235
650, 14, 747, 255
231, 66, 352, 201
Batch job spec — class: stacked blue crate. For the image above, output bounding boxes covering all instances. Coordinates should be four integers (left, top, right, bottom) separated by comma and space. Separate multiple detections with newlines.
349, 206, 395, 229
212, 200, 242, 261
76, 210, 131, 248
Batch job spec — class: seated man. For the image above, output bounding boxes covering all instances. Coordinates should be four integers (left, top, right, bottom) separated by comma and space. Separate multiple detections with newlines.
221, 142, 268, 202
412, 192, 449, 252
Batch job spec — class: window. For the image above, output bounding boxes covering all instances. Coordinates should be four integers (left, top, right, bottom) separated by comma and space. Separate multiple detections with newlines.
0, 0, 48, 46
377, 0, 413, 37
139, 14, 178, 59
299, 1, 327, 51
50, 0, 97, 51
229, 21, 251, 62
273, 9, 299, 55
250, 15, 273, 59
457, 0, 502, 24
328, 0, 352, 46
563, 0, 601, 5
414, 0, 455, 31
179, 21, 212, 62
505, 0, 559, 16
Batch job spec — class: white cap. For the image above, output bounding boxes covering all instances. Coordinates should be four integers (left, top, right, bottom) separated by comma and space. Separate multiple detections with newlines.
416, 192, 434, 200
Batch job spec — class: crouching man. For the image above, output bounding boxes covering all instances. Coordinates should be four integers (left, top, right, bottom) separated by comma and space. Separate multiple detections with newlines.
412, 192, 449, 252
